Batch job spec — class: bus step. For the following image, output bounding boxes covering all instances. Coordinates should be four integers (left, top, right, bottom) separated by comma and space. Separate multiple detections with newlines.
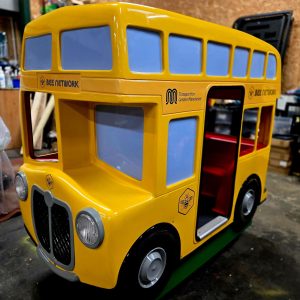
197, 216, 228, 240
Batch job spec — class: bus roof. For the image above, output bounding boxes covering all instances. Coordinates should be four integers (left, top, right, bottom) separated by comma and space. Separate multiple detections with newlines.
24, 2, 277, 53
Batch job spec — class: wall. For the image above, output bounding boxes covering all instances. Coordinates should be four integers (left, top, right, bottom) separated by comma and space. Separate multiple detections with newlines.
29, 0, 300, 92
30, 0, 41, 19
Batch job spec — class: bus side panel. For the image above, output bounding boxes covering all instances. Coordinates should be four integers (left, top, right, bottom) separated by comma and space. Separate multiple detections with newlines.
234, 147, 270, 212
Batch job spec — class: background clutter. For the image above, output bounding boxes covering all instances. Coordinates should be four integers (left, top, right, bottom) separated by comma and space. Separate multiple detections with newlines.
0, 117, 19, 222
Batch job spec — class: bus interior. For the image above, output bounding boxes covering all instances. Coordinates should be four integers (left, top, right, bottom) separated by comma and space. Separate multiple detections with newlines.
197, 87, 244, 239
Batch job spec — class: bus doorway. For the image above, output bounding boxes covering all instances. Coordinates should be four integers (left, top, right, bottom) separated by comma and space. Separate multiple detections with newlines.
197, 87, 244, 240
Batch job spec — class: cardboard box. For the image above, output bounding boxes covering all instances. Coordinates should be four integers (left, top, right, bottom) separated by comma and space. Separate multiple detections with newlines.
271, 138, 293, 148
268, 165, 290, 175
269, 158, 292, 168
270, 150, 291, 161
270, 145, 291, 155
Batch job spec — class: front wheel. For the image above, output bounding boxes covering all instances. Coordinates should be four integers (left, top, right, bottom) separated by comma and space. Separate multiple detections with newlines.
233, 178, 259, 230
118, 230, 178, 298
138, 247, 167, 288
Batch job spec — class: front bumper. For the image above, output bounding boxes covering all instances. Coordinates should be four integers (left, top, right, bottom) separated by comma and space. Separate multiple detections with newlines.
37, 245, 79, 282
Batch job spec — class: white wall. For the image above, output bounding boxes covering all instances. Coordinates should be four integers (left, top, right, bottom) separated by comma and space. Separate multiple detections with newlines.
0, 0, 19, 12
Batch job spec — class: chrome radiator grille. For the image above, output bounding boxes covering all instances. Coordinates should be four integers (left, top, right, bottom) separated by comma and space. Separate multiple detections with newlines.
32, 186, 74, 269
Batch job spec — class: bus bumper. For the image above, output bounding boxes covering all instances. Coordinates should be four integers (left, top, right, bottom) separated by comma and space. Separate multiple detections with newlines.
37, 245, 79, 282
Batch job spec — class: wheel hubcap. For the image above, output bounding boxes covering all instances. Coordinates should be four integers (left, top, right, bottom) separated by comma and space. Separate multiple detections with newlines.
242, 189, 255, 216
138, 247, 167, 288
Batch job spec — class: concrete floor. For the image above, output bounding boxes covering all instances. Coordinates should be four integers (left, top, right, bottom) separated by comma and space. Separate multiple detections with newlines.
0, 171, 299, 300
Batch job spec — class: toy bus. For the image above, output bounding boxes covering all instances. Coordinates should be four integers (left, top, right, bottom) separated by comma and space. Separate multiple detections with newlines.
16, 2, 280, 296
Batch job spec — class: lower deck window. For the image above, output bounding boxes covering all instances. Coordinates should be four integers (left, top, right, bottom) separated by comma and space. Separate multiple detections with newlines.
167, 117, 197, 185
257, 106, 273, 149
95, 105, 144, 180
240, 108, 258, 156
24, 92, 58, 161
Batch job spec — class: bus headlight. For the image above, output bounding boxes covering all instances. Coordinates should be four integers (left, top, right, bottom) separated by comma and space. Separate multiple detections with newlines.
76, 208, 104, 248
15, 171, 28, 201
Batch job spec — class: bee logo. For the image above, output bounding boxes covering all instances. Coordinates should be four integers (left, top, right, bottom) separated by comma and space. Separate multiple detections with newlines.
249, 87, 255, 99
40, 76, 45, 88
178, 188, 195, 215
46, 174, 54, 189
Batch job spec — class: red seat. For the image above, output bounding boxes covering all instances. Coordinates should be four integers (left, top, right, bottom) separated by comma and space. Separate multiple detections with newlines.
201, 133, 237, 216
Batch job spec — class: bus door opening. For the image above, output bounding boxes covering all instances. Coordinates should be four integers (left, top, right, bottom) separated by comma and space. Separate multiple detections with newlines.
196, 87, 244, 240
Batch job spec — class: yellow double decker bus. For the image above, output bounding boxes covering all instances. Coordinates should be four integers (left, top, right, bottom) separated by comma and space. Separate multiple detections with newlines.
16, 2, 280, 295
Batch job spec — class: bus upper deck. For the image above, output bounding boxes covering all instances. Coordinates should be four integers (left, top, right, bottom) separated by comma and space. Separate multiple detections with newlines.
20, 2, 281, 199
22, 2, 280, 91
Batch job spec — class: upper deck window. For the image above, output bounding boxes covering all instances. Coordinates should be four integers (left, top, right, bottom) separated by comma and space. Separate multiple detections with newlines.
250, 51, 265, 78
127, 27, 162, 73
24, 34, 52, 70
206, 42, 230, 76
232, 47, 249, 78
61, 26, 112, 70
96, 105, 144, 180
169, 34, 202, 74
266, 54, 277, 79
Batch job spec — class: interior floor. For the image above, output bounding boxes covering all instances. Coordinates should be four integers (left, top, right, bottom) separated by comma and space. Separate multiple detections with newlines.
197, 212, 218, 228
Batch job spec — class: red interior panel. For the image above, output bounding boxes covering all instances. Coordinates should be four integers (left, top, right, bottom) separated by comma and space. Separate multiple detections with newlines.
240, 137, 255, 156
201, 133, 237, 216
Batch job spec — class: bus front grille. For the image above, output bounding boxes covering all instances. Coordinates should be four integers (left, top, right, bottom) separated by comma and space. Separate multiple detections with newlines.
32, 189, 51, 252
51, 203, 72, 265
32, 186, 74, 269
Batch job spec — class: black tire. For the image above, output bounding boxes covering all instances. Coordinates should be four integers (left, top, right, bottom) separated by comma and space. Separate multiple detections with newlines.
233, 178, 260, 230
118, 230, 178, 298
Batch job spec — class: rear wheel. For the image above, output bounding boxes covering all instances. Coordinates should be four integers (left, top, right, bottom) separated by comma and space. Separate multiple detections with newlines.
233, 178, 259, 230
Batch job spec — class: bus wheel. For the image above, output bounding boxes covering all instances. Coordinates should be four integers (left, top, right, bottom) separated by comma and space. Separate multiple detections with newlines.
233, 178, 259, 230
118, 230, 177, 297
138, 247, 167, 288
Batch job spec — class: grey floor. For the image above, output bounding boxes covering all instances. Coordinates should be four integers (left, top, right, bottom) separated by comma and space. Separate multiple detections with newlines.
0, 172, 299, 300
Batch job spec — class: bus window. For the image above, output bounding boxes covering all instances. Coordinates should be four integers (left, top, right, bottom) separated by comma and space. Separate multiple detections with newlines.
266, 54, 277, 79
61, 26, 112, 70
95, 105, 144, 180
240, 108, 258, 156
24, 92, 58, 160
24, 34, 51, 70
127, 27, 162, 73
169, 34, 202, 74
250, 51, 265, 78
206, 99, 242, 136
257, 106, 273, 149
206, 42, 230, 76
167, 117, 197, 185
232, 47, 249, 78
